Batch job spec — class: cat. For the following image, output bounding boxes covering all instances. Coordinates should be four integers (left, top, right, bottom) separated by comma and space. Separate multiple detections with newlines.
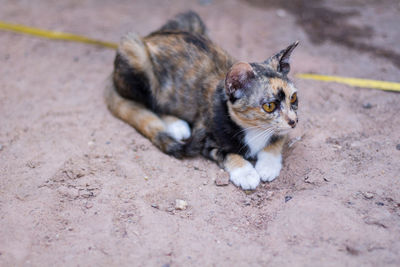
105, 11, 299, 190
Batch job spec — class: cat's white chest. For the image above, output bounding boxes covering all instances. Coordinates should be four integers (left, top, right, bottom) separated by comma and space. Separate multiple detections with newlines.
244, 128, 271, 157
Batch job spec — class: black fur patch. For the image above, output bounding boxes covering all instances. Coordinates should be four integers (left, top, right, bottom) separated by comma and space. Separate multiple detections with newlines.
211, 84, 251, 158
113, 54, 158, 112
182, 33, 210, 52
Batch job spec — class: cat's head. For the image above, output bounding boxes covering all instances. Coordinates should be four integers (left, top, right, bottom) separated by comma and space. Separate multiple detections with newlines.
225, 41, 299, 136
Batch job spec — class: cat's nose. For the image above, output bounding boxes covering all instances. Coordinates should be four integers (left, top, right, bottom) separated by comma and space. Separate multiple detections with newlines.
288, 119, 296, 128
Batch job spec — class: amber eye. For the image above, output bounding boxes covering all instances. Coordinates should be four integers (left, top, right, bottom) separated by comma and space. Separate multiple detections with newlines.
290, 93, 297, 104
262, 102, 276, 113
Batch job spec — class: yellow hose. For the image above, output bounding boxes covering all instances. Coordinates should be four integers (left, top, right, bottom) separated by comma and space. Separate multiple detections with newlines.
0, 20, 118, 49
297, 73, 400, 92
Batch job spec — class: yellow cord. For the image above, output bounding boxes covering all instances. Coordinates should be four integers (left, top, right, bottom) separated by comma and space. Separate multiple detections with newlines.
0, 20, 118, 49
1, 20, 399, 92
296, 74, 400, 92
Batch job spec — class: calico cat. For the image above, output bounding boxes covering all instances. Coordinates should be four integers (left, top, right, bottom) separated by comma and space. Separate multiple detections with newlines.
105, 11, 299, 190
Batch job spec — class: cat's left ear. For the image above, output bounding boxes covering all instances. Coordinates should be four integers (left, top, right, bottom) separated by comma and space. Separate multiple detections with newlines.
266, 41, 299, 75
225, 62, 255, 101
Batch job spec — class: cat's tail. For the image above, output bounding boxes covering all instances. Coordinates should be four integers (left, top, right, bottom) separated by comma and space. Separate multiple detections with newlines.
157, 11, 208, 36
105, 80, 203, 159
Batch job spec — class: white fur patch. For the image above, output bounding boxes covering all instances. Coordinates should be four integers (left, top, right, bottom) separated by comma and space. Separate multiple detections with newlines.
244, 128, 272, 157
255, 151, 282, 182
229, 162, 260, 190
166, 120, 191, 141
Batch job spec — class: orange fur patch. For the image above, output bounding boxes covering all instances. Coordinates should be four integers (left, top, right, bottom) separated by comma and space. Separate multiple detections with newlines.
263, 137, 286, 155
224, 154, 247, 170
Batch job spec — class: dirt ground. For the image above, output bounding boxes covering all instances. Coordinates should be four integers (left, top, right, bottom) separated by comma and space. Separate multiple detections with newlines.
1, 0, 400, 266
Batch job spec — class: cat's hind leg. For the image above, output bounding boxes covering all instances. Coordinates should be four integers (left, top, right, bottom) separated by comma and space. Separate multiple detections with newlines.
157, 11, 207, 35
105, 82, 186, 158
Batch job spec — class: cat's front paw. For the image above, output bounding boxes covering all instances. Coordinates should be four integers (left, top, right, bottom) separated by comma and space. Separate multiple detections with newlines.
166, 119, 191, 141
229, 163, 260, 190
255, 152, 282, 182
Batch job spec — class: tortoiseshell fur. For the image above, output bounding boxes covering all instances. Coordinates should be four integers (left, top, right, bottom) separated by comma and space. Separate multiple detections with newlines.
106, 11, 299, 190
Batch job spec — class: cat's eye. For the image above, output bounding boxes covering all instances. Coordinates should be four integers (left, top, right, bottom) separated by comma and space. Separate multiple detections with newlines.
262, 102, 276, 113
290, 93, 297, 104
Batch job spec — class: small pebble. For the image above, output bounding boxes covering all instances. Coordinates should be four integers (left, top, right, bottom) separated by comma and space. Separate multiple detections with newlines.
396, 144, 400, 150
276, 9, 287, 17
362, 102, 373, 109
375, 202, 384, 206
215, 173, 229, 186
285, 196, 292, 202
175, 199, 188, 210
88, 141, 95, 147
346, 245, 360, 255
362, 192, 374, 199
151, 204, 159, 209
265, 191, 274, 199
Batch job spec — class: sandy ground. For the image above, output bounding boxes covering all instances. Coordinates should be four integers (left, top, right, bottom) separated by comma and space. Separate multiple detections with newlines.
1, 0, 400, 266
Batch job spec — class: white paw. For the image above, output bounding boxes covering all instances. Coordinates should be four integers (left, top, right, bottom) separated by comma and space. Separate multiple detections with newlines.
255, 152, 282, 182
166, 120, 191, 141
229, 163, 261, 190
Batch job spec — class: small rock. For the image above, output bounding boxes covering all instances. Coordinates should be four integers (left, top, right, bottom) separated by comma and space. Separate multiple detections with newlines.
175, 199, 188, 210
57, 186, 79, 199
85, 202, 93, 209
26, 161, 37, 168
265, 191, 274, 199
362, 102, 373, 109
362, 192, 374, 199
346, 245, 360, 255
88, 141, 95, 147
396, 144, 400, 150
285, 196, 292, 203
215, 172, 229, 186
375, 202, 384, 206
166, 207, 174, 213
151, 204, 159, 209
276, 9, 287, 17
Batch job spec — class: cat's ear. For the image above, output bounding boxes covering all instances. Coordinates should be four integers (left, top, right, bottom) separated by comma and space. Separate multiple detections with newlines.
265, 41, 299, 75
225, 62, 255, 100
